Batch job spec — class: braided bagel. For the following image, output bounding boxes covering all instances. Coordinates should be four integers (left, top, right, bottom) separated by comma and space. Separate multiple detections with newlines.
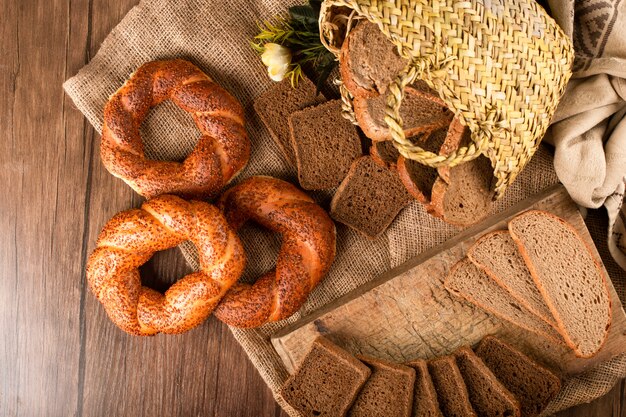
86, 195, 245, 335
101, 59, 250, 199
213, 176, 336, 328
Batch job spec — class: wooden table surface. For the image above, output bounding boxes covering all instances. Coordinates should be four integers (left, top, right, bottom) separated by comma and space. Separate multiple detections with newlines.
1, 0, 624, 416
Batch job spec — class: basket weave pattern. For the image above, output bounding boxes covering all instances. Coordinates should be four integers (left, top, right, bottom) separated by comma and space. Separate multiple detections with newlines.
321, 0, 574, 198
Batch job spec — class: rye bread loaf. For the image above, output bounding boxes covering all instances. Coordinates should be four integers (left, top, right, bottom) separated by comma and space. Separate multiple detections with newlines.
428, 356, 477, 417
340, 21, 408, 98
467, 231, 558, 329
281, 337, 371, 417
397, 126, 449, 205
508, 210, 612, 358
348, 355, 415, 417
353, 87, 452, 142
330, 156, 413, 239
454, 346, 521, 417
444, 258, 563, 344
405, 359, 443, 417
475, 335, 561, 417
429, 119, 494, 226
370, 140, 400, 169
289, 100, 363, 190
254, 76, 326, 165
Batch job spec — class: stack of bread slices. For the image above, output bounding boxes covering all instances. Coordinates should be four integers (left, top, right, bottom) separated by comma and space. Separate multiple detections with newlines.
281, 335, 562, 417
445, 210, 612, 358
254, 20, 500, 240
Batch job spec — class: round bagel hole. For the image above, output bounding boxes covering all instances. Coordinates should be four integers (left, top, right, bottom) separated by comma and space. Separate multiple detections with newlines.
237, 222, 282, 284
138, 245, 194, 293
140, 100, 201, 162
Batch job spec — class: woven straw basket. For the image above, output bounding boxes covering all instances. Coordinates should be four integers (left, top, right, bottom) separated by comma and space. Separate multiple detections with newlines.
319, 0, 574, 198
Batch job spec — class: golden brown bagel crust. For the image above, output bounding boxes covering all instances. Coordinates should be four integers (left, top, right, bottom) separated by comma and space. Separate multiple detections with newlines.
213, 176, 336, 328
101, 59, 250, 199
86, 195, 245, 335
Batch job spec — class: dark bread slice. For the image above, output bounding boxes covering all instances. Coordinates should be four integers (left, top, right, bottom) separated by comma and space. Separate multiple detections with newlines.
281, 337, 371, 417
397, 126, 449, 205
467, 231, 558, 329
475, 335, 561, 417
330, 156, 413, 239
508, 210, 612, 358
340, 21, 408, 98
454, 346, 521, 417
353, 87, 452, 142
405, 359, 444, 417
428, 356, 477, 417
348, 355, 415, 417
444, 258, 563, 344
429, 119, 494, 226
254, 76, 326, 165
289, 100, 363, 190
370, 140, 400, 168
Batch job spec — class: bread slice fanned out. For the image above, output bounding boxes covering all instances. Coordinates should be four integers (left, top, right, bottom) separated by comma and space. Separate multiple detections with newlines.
349, 356, 415, 417
475, 335, 561, 417
444, 258, 563, 344
454, 347, 520, 417
467, 231, 558, 329
508, 210, 612, 358
281, 337, 371, 416
353, 86, 452, 142
405, 359, 443, 417
428, 356, 477, 417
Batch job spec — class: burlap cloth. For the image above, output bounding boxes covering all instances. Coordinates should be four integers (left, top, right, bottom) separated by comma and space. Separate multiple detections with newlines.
63, 0, 626, 415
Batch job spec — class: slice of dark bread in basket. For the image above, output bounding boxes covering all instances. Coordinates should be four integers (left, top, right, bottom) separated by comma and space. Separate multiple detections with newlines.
340, 21, 408, 98
396, 126, 449, 205
353, 86, 452, 142
429, 118, 494, 226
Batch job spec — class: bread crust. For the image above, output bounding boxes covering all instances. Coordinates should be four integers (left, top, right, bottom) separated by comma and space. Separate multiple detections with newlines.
101, 59, 250, 199
508, 210, 612, 358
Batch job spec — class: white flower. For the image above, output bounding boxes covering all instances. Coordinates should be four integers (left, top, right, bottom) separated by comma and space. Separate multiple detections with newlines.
261, 43, 291, 82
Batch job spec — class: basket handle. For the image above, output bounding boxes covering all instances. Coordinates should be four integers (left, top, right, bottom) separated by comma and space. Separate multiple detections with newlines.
385, 65, 489, 168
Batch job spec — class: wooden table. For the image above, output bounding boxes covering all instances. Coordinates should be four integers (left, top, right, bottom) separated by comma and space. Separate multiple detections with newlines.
0, 0, 623, 415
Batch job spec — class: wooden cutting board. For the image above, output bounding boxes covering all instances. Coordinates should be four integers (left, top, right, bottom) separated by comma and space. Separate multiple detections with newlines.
271, 185, 626, 377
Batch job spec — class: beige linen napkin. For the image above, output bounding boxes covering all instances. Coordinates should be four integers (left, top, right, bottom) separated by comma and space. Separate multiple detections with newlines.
546, 0, 626, 270
64, 0, 626, 415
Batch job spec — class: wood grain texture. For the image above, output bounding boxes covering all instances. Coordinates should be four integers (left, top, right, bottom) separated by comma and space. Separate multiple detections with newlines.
272, 187, 626, 386
0, 0, 620, 416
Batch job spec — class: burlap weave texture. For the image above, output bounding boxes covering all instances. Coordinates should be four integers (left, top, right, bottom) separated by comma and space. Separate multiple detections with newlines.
63, 0, 626, 415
